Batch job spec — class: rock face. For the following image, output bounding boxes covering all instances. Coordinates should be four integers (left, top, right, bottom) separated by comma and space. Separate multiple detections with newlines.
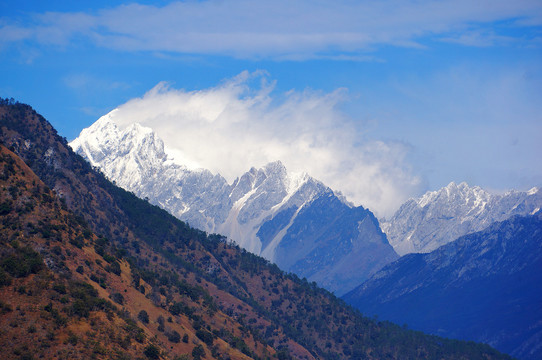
381, 181, 541, 255
70, 112, 398, 295
70, 111, 233, 236
343, 211, 542, 360
268, 190, 397, 294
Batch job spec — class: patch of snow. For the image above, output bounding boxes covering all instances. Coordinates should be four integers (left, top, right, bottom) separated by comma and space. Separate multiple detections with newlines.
260, 201, 307, 261
383, 181, 542, 255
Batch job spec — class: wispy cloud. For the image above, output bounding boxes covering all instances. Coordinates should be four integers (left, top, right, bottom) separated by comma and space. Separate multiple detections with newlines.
63, 73, 131, 91
440, 29, 523, 47
106, 71, 421, 217
371, 61, 542, 193
1, 0, 541, 59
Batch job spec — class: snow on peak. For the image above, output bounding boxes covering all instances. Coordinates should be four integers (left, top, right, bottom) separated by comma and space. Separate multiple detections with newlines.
416, 182, 488, 209
126, 122, 153, 136
120, 123, 162, 155
69, 113, 121, 167
417, 189, 437, 208
263, 160, 287, 174
382, 182, 542, 256
90, 109, 119, 130
71, 116, 348, 257
286, 170, 310, 196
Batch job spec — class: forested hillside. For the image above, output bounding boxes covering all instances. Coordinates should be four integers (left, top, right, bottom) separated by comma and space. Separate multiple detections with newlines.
0, 99, 512, 359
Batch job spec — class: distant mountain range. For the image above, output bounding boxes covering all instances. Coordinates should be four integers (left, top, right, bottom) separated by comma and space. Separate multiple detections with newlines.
69, 105, 542, 360
381, 181, 541, 255
344, 211, 542, 360
0, 99, 512, 360
70, 111, 542, 299
70, 112, 397, 295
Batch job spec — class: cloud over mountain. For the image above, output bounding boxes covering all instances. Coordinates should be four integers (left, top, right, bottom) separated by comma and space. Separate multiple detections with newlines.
106, 71, 420, 217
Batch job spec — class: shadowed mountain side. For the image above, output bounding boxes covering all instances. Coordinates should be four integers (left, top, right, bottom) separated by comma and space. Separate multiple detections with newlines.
344, 212, 542, 360
273, 191, 398, 295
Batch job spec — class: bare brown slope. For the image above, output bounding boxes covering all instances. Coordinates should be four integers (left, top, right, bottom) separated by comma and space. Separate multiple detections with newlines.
0, 100, 512, 359
0, 144, 270, 359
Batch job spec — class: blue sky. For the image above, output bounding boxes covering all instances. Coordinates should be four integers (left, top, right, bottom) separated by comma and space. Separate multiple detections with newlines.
1, 0, 541, 216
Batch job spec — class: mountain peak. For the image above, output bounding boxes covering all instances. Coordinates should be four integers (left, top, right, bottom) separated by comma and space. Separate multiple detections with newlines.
263, 159, 286, 172
93, 108, 118, 127
443, 181, 475, 194
260, 160, 314, 197
382, 182, 542, 255
71, 113, 394, 295
121, 122, 163, 155
69, 114, 121, 167
125, 122, 153, 136
416, 181, 487, 209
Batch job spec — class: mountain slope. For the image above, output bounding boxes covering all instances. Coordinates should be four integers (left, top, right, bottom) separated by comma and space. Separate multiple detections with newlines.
344, 212, 542, 359
70, 111, 398, 295
0, 144, 267, 360
381, 181, 541, 255
272, 190, 397, 293
0, 99, 512, 359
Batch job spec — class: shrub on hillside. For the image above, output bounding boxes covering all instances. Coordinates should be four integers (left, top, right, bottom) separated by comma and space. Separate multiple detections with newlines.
138, 310, 149, 324
143, 344, 160, 359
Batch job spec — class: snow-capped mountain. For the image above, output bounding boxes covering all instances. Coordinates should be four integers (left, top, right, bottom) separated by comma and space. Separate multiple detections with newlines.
70, 111, 233, 241
381, 181, 542, 255
343, 212, 542, 360
70, 113, 398, 295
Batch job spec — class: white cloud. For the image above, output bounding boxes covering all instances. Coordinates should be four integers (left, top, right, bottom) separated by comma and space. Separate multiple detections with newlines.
63, 73, 131, 91
2, 0, 541, 58
440, 30, 517, 47
108, 71, 421, 218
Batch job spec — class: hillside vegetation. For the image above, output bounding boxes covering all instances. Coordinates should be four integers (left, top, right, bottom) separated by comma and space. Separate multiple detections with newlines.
0, 99, 512, 359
